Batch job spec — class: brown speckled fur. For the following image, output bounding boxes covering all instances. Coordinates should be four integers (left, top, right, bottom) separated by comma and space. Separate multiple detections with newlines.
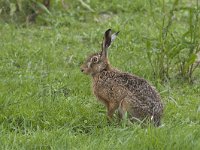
81, 29, 163, 126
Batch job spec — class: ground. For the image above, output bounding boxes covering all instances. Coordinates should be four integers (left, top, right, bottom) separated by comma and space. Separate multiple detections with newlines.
0, 0, 200, 149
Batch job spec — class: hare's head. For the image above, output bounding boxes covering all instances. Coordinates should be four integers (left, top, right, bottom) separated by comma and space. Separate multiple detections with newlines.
81, 29, 119, 76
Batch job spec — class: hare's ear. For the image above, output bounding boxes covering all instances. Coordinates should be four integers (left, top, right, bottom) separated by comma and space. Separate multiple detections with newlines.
101, 29, 119, 58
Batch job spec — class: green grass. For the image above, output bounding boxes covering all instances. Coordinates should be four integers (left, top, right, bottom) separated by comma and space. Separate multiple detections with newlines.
0, 0, 200, 149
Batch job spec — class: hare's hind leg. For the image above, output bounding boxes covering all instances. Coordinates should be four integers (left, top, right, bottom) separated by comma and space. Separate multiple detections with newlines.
152, 115, 161, 127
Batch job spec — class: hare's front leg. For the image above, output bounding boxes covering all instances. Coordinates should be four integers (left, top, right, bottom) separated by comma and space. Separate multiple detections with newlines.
106, 101, 119, 122
118, 99, 127, 121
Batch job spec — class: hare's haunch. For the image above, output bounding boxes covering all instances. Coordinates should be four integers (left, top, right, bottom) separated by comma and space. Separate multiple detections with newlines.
81, 29, 163, 126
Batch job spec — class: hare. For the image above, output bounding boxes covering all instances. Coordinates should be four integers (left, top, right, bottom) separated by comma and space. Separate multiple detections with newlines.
80, 29, 163, 126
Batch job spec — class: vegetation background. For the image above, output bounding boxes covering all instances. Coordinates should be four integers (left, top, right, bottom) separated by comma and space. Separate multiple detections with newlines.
0, 0, 200, 149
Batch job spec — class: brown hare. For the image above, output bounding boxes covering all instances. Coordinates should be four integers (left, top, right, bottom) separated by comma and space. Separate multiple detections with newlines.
81, 29, 163, 126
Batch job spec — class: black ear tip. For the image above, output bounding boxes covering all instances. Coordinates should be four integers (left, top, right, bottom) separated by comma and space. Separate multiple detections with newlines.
105, 29, 120, 35
105, 29, 112, 33
116, 31, 120, 35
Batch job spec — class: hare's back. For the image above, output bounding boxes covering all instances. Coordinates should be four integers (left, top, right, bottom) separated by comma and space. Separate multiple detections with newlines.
102, 71, 160, 101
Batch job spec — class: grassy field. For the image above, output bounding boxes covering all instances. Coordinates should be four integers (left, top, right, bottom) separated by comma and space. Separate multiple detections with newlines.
0, 0, 200, 149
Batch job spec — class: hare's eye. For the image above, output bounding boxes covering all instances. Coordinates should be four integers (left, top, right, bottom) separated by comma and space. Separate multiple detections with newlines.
91, 56, 98, 63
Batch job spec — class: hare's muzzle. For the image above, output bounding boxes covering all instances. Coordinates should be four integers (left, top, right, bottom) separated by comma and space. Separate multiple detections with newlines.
80, 66, 89, 75
80, 68, 84, 72
80, 66, 85, 73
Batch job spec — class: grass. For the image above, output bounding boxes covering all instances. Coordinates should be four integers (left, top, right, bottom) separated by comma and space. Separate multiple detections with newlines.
0, 0, 200, 149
